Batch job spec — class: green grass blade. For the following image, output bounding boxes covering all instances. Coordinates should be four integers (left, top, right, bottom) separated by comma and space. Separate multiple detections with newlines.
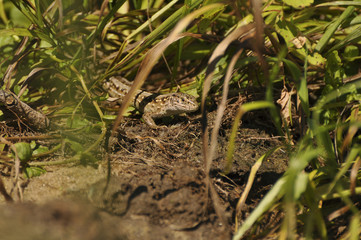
125, 0, 180, 41
235, 146, 283, 228
323, 146, 361, 197
225, 101, 275, 173
233, 177, 286, 240
312, 80, 361, 168
349, 215, 360, 240
0, 28, 32, 36
327, 24, 361, 53
86, 0, 126, 45
109, 0, 204, 72
316, 1, 361, 7
283, 58, 309, 116
315, 6, 354, 52
233, 147, 318, 239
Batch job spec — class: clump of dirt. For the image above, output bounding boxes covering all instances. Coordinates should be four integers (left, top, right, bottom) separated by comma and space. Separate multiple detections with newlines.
0, 103, 288, 239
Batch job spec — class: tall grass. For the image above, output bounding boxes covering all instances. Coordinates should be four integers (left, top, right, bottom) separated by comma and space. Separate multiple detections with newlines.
1, 0, 361, 238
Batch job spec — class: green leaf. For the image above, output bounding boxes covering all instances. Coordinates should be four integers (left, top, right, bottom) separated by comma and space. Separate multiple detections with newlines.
349, 215, 360, 240
66, 115, 91, 129
276, 19, 325, 67
79, 152, 98, 166
12, 142, 32, 163
307, 52, 325, 67
0, 143, 5, 152
343, 45, 359, 60
64, 138, 84, 152
0, 28, 32, 37
198, 18, 212, 34
24, 166, 46, 178
86, 0, 126, 45
54, 106, 75, 115
327, 50, 342, 70
30, 141, 36, 149
8, 4, 31, 27
283, 58, 301, 80
282, 0, 313, 9
32, 145, 49, 155
325, 50, 344, 87
103, 115, 117, 120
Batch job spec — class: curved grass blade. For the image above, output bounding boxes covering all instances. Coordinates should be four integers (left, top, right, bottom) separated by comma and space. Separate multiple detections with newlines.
235, 146, 283, 231
107, 0, 205, 74
316, 1, 361, 7
10, 0, 57, 46
233, 148, 319, 239
0, 28, 32, 37
315, 6, 355, 53
233, 177, 286, 240
283, 58, 309, 116
110, 3, 226, 136
327, 24, 361, 53
224, 101, 275, 173
201, 23, 255, 174
209, 48, 244, 178
86, 0, 126, 45
312, 80, 361, 169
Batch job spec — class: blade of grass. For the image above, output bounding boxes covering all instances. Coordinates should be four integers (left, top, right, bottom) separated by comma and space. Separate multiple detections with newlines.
281, 144, 319, 240
0, 0, 8, 24
304, 177, 328, 239
110, 3, 226, 136
283, 58, 309, 116
316, 1, 361, 7
171, 0, 191, 85
86, 0, 126, 45
224, 101, 275, 173
315, 6, 354, 52
10, 1, 57, 46
321, 146, 361, 197
209, 48, 244, 177
233, 177, 287, 240
107, 0, 204, 74
0, 28, 32, 37
321, 187, 361, 200
70, 65, 104, 120
312, 80, 361, 169
266, 49, 287, 138
235, 146, 283, 231
327, 24, 361, 53
201, 23, 255, 173
233, 148, 319, 239
125, 0, 180, 41
349, 214, 360, 240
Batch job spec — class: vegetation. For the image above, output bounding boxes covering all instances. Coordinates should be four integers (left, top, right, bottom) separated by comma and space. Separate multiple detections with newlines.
1, 0, 361, 239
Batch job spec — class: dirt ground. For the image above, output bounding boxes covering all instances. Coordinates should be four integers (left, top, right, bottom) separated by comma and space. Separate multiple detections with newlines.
0, 103, 289, 240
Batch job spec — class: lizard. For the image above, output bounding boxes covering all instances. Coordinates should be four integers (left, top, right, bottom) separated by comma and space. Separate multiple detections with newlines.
102, 76, 199, 129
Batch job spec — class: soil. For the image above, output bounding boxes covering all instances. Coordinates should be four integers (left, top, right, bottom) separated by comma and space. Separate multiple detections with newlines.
0, 102, 289, 240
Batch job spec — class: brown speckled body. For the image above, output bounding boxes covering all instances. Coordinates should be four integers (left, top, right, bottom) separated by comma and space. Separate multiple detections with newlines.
103, 77, 199, 128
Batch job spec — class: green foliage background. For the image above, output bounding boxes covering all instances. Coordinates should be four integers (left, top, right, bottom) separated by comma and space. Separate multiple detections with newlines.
1, 0, 361, 239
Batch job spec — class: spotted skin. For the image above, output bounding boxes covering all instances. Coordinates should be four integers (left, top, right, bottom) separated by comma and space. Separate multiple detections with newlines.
103, 77, 199, 128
